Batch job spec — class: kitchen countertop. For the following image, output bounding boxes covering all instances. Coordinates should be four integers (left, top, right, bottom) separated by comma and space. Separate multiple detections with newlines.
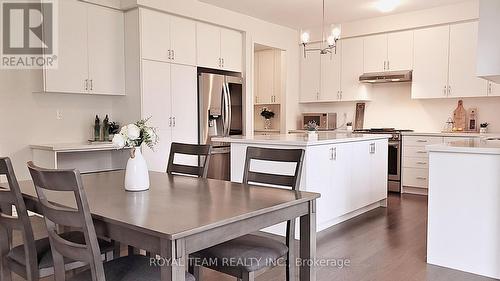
212, 132, 390, 147
402, 131, 500, 137
30, 142, 117, 152
426, 139, 500, 155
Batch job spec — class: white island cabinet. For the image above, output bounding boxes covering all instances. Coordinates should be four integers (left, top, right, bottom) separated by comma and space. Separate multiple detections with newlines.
213, 133, 389, 235
427, 139, 500, 279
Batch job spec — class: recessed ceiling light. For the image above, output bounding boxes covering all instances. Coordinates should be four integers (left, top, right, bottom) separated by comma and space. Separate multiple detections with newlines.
374, 0, 401, 13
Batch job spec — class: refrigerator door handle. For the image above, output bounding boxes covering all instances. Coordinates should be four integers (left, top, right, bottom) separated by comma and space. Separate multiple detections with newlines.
222, 82, 232, 136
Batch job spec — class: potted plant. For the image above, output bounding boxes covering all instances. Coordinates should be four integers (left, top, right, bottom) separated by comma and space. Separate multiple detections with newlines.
346, 122, 353, 133
108, 122, 120, 141
480, 122, 489, 134
112, 117, 158, 192
304, 121, 319, 140
260, 107, 275, 130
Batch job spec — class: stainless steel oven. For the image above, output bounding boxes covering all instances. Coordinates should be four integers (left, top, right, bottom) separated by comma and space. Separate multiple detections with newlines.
387, 140, 401, 192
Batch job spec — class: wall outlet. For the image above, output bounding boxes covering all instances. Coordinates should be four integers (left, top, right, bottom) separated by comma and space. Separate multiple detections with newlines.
56, 109, 63, 120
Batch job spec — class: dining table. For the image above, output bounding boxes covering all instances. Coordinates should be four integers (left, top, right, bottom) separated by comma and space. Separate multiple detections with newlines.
3, 170, 320, 281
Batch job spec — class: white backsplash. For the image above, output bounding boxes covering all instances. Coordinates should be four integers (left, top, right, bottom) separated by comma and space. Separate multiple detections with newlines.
300, 82, 500, 133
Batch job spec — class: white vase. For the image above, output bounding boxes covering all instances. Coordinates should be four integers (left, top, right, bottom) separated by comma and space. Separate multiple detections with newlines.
124, 147, 150, 192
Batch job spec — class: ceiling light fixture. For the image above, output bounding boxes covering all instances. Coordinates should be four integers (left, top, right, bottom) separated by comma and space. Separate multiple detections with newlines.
300, 0, 341, 59
374, 0, 401, 13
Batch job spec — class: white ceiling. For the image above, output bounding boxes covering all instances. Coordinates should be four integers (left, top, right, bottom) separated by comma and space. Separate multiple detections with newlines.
198, 0, 469, 29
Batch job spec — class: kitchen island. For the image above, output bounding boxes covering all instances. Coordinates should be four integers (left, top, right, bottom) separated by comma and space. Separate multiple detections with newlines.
213, 132, 390, 235
426, 139, 500, 279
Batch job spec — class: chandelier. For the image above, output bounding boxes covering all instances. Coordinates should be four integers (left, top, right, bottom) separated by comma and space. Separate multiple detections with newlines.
300, 0, 341, 58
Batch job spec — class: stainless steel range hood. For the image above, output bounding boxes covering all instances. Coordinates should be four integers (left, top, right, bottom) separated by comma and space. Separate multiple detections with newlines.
359, 70, 412, 84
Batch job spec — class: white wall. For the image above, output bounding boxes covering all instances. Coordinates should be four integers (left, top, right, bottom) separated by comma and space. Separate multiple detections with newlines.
0, 70, 118, 180
301, 83, 500, 132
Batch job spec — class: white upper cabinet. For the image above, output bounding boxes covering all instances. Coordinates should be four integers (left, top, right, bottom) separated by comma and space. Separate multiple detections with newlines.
196, 23, 243, 72
255, 50, 275, 104
43, 0, 125, 95
489, 82, 500, 96
196, 23, 221, 69
44, 0, 88, 94
169, 16, 197, 66
387, 31, 414, 71
300, 43, 321, 102
363, 34, 387, 73
87, 5, 125, 95
412, 25, 450, 99
141, 10, 196, 66
341, 38, 370, 101
320, 41, 342, 101
220, 28, 243, 72
141, 9, 170, 62
364, 31, 413, 73
448, 22, 488, 98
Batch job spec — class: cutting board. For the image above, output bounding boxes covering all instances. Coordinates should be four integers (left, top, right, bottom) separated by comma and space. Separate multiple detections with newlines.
453, 100, 467, 131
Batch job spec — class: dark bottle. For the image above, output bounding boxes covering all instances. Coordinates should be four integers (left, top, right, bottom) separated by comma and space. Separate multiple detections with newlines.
103, 115, 110, 141
94, 115, 101, 141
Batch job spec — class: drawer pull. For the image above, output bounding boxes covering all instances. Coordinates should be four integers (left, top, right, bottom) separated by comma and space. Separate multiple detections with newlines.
416, 140, 428, 143
416, 161, 427, 165
416, 177, 427, 180
416, 151, 427, 154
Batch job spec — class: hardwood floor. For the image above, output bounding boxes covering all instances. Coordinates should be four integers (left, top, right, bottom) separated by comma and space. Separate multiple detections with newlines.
11, 194, 496, 281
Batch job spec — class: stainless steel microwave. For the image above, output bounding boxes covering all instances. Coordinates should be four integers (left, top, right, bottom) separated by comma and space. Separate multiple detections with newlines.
302, 113, 337, 130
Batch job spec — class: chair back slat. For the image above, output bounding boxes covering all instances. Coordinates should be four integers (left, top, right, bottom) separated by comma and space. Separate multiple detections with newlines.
39, 203, 85, 228
27, 162, 105, 281
48, 231, 91, 263
246, 172, 297, 187
0, 157, 38, 280
0, 190, 16, 204
0, 214, 24, 230
167, 143, 212, 178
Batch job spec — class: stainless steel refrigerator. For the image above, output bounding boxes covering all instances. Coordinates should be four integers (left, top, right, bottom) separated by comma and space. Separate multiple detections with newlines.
198, 72, 243, 181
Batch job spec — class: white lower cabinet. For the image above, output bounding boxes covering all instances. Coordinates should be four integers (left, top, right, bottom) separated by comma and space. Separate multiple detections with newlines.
306, 139, 388, 228
402, 135, 477, 193
141, 60, 198, 172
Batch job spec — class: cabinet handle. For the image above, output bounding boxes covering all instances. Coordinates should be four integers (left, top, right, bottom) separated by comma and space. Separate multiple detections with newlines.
340, 91, 343, 100
448, 85, 451, 96
416, 161, 427, 165
90, 79, 93, 91
384, 61, 387, 70
387, 61, 390, 70
329, 147, 337, 160
416, 140, 428, 143
416, 151, 427, 154
489, 83, 492, 95
168, 50, 171, 60
416, 177, 427, 180
84, 79, 88, 91
221, 58, 224, 68
370, 143, 376, 154
444, 85, 447, 96
172, 50, 175, 60
316, 92, 319, 100
173, 117, 176, 127
169, 117, 172, 127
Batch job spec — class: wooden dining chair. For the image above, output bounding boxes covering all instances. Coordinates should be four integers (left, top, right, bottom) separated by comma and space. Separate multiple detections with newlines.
0, 158, 115, 281
167, 143, 212, 178
191, 147, 305, 281
26, 162, 195, 281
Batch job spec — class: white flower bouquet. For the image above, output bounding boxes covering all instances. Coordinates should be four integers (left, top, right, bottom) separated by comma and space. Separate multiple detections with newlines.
112, 118, 159, 151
